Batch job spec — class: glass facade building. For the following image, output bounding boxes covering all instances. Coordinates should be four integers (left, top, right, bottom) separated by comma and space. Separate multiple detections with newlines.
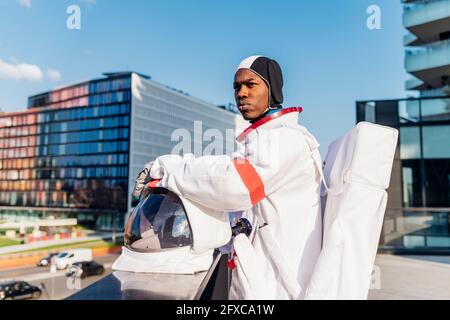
0, 72, 240, 230
352, 0, 450, 253
356, 97, 450, 252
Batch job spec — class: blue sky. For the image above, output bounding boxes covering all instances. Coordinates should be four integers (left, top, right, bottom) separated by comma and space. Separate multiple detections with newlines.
0, 0, 409, 154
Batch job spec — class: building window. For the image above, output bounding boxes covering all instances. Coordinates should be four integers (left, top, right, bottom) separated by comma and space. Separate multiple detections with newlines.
421, 98, 450, 122
400, 127, 421, 159
398, 100, 420, 124
422, 125, 450, 159
424, 159, 450, 207
363, 102, 376, 123
401, 160, 423, 207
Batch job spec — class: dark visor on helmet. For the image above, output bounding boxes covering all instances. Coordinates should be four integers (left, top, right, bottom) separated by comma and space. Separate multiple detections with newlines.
125, 188, 193, 253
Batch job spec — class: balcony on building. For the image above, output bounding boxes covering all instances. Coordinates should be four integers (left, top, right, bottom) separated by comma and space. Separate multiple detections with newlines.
403, 0, 450, 44
405, 39, 450, 86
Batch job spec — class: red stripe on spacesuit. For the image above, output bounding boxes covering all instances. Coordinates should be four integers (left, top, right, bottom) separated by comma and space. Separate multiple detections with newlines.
237, 107, 303, 142
233, 159, 265, 206
227, 252, 237, 270
147, 179, 161, 188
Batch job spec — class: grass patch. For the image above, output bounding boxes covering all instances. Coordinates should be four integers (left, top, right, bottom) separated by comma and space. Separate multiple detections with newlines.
72, 225, 92, 231
0, 238, 22, 248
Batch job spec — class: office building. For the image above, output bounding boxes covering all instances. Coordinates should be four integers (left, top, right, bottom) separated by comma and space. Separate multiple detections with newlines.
0, 72, 240, 230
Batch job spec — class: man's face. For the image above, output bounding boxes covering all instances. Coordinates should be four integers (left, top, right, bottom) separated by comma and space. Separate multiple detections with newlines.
234, 69, 269, 121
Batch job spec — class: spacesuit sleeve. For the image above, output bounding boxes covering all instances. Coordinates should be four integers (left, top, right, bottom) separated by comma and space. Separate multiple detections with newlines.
149, 127, 310, 212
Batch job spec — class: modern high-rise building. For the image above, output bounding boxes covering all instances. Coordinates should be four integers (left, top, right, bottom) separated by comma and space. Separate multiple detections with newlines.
0, 72, 241, 230
355, 0, 450, 253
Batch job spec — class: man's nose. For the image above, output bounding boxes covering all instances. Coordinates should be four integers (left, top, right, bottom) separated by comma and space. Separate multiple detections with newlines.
237, 86, 248, 99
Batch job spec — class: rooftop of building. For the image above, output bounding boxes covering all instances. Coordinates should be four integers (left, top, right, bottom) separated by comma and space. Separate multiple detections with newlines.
0, 71, 239, 121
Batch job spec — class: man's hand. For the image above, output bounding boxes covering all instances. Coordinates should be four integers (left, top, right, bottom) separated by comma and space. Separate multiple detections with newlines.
131, 160, 155, 205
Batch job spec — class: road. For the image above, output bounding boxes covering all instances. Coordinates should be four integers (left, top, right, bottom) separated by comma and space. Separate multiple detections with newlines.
0, 254, 120, 300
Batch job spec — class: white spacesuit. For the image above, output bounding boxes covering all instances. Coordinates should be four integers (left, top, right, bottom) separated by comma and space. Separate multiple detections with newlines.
121, 55, 398, 300
146, 106, 324, 299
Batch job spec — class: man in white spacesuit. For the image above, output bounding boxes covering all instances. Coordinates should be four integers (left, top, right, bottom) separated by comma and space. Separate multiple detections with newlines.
132, 56, 324, 299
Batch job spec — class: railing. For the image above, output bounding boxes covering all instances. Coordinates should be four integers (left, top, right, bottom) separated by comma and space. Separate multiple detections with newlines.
381, 208, 450, 252
405, 39, 450, 72
67, 251, 229, 300
398, 97, 450, 123
403, 0, 450, 28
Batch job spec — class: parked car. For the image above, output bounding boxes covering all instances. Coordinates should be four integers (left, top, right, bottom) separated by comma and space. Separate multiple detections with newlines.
36, 253, 59, 267
0, 281, 42, 300
65, 261, 104, 279
54, 249, 93, 270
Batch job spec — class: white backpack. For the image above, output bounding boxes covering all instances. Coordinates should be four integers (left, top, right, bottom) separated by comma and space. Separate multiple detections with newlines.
305, 122, 398, 299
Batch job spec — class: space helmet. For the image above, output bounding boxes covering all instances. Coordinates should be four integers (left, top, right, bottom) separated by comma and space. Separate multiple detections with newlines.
112, 182, 232, 274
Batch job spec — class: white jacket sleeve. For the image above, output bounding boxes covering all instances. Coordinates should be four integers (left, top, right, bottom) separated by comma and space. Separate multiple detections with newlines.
149, 127, 311, 212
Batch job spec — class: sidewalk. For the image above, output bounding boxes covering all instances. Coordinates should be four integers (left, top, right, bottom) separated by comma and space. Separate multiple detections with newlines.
368, 254, 450, 300
0, 263, 114, 283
